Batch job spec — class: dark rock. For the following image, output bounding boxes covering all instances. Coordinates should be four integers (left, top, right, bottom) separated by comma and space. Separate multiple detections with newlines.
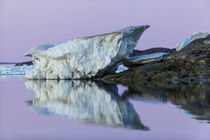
15, 61, 33, 66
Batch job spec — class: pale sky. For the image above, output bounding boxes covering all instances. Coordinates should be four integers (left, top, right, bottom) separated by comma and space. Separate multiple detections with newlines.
0, 0, 210, 62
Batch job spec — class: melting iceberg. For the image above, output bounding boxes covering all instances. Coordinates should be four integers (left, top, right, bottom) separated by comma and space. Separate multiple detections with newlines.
24, 25, 150, 79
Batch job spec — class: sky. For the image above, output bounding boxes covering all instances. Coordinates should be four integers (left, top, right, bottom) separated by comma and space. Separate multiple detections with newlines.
0, 0, 210, 62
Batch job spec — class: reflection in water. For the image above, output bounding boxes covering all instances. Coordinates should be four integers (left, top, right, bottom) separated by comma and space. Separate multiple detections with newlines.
25, 80, 149, 130
122, 82, 210, 123
25, 79, 210, 131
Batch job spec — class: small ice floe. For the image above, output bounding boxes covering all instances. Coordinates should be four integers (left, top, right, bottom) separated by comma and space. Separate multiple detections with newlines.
0, 65, 34, 77
116, 64, 129, 73
176, 32, 209, 51
131, 52, 168, 62
124, 52, 168, 66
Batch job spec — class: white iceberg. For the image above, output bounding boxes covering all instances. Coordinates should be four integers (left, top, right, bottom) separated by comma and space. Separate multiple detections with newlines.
24, 25, 150, 79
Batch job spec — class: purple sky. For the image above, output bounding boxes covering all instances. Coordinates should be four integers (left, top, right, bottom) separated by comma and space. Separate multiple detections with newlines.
0, 0, 210, 62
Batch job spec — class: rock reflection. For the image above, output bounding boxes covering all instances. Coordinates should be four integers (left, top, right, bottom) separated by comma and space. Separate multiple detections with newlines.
25, 80, 149, 130
121, 82, 210, 123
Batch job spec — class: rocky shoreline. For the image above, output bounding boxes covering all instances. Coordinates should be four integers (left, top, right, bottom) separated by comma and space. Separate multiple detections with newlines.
101, 34, 210, 84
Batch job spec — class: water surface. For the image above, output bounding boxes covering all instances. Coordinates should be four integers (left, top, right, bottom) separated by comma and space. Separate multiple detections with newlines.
0, 78, 210, 140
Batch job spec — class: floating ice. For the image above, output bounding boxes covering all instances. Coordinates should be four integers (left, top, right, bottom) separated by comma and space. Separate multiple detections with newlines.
116, 64, 129, 73
0, 65, 34, 77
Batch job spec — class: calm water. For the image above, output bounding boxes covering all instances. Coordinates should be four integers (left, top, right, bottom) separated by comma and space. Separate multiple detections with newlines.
0, 77, 210, 140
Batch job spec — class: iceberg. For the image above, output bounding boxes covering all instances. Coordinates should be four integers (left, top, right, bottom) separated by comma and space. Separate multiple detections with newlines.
176, 32, 209, 51
123, 52, 168, 66
0, 65, 34, 77
128, 52, 168, 62
24, 25, 150, 79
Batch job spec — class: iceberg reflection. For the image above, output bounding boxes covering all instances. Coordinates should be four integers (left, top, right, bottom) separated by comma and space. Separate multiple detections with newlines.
25, 80, 148, 130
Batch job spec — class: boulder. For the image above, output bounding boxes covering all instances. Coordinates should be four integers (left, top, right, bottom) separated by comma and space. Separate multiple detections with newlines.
25, 25, 150, 79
